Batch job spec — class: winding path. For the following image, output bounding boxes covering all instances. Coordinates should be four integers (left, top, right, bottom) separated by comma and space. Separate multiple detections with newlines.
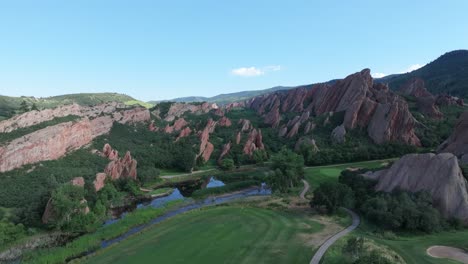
300, 179, 310, 200
309, 208, 360, 264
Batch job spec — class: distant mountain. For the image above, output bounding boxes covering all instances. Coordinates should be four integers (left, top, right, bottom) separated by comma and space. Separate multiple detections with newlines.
0, 93, 151, 121
150, 86, 296, 105
380, 50, 468, 98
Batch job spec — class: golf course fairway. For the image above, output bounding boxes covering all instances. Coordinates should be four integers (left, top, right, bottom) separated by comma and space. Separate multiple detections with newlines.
83, 206, 324, 264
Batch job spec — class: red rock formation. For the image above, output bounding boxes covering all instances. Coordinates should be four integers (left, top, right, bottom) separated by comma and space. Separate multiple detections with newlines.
173, 118, 189, 131
243, 129, 265, 156
70, 177, 85, 187
214, 108, 224, 116
197, 119, 217, 162
236, 132, 242, 144
218, 142, 232, 162
398, 77, 432, 97
246, 69, 421, 146
437, 111, 468, 159
93, 173, 107, 192
148, 121, 159, 131
286, 122, 300, 138
278, 126, 288, 137
164, 102, 218, 121
218, 116, 232, 127
238, 119, 252, 132
202, 142, 214, 162
164, 124, 174, 134
0, 102, 127, 133
399, 78, 442, 119
0, 107, 150, 173
176, 127, 192, 141
104, 151, 137, 180
103, 143, 119, 160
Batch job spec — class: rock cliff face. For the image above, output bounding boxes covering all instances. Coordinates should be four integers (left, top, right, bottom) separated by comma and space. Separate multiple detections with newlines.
437, 111, 468, 160
243, 129, 265, 156
0, 102, 129, 133
365, 153, 468, 224
104, 151, 137, 180
398, 78, 442, 119
246, 69, 420, 146
0, 107, 150, 173
197, 119, 217, 162
164, 102, 218, 121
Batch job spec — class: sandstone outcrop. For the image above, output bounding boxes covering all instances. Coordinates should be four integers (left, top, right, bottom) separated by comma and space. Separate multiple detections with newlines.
70, 177, 85, 187
238, 119, 252, 132
218, 116, 232, 127
398, 78, 442, 119
104, 151, 138, 180
93, 173, 107, 192
176, 127, 192, 141
437, 111, 468, 158
218, 142, 232, 163
0, 102, 127, 133
197, 119, 217, 162
243, 129, 264, 156
365, 153, 468, 224
103, 143, 119, 160
246, 69, 421, 146
0, 107, 149, 173
164, 102, 218, 121
331, 125, 346, 144
236, 132, 242, 144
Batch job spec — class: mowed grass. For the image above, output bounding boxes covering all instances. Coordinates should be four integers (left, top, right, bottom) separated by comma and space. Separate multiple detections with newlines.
304, 159, 394, 191
82, 206, 324, 264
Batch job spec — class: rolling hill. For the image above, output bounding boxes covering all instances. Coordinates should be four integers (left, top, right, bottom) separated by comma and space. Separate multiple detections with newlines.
0, 93, 152, 121
380, 50, 468, 98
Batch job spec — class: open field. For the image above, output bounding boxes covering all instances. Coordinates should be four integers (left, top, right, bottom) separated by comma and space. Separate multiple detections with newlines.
82, 206, 324, 264
304, 159, 394, 191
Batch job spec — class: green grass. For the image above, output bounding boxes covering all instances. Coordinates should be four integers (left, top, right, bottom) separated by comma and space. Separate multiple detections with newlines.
82, 206, 323, 264
148, 188, 173, 196
304, 159, 393, 190
123, 100, 153, 108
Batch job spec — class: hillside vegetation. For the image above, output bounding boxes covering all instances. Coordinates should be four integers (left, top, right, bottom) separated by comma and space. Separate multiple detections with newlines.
382, 50, 468, 98
0, 93, 151, 120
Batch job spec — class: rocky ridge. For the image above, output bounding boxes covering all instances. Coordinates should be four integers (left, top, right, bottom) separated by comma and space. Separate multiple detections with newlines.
246, 69, 421, 146
0, 106, 150, 172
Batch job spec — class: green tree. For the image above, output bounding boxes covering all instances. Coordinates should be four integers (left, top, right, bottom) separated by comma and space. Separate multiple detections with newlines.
311, 182, 354, 214
48, 184, 89, 231
342, 237, 365, 260
269, 148, 304, 192
31, 103, 39, 111
220, 159, 235, 171
19, 100, 29, 112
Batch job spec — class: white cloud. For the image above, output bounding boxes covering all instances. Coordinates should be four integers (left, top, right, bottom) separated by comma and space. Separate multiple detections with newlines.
372, 72, 387, 78
402, 64, 423, 73
231, 65, 281, 77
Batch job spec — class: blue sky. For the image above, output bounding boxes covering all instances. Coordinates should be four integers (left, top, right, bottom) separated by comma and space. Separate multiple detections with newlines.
0, 0, 467, 101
